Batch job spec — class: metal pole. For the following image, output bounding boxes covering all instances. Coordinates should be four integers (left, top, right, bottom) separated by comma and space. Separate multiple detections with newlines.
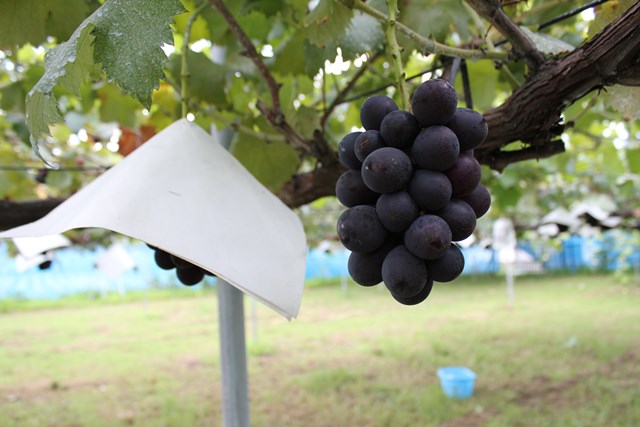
217, 279, 250, 427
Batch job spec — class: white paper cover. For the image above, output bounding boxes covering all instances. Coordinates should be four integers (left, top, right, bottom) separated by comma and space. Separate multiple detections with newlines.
0, 119, 307, 319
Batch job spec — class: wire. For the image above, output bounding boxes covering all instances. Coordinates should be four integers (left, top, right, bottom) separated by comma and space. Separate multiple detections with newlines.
460, 59, 473, 110
0, 165, 109, 172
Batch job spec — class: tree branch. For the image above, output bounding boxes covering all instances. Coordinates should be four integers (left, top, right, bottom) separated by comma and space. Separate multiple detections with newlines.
209, 0, 336, 166
476, 1, 640, 164
465, 0, 545, 71
336, 0, 509, 61
0, 198, 64, 231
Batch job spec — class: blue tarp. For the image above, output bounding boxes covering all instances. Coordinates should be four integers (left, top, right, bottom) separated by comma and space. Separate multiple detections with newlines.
0, 232, 638, 300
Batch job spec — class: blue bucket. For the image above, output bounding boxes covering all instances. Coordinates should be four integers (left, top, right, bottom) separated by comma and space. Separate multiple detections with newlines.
437, 367, 476, 399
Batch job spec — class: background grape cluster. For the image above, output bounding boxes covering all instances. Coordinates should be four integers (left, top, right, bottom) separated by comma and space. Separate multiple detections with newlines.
147, 245, 215, 286
335, 79, 491, 305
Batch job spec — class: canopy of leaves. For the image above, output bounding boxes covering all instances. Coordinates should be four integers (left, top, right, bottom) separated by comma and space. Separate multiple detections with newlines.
0, 0, 638, 241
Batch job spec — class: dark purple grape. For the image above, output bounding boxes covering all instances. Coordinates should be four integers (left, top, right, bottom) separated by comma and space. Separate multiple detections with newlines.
155, 250, 175, 270
335, 169, 379, 207
446, 108, 488, 151
379, 110, 420, 150
338, 132, 363, 170
348, 240, 396, 286
170, 254, 194, 269
38, 260, 52, 270
407, 169, 452, 212
177, 267, 205, 286
411, 79, 458, 127
35, 168, 48, 184
361, 147, 413, 194
436, 199, 477, 241
390, 278, 434, 305
354, 130, 386, 162
445, 152, 482, 197
427, 244, 465, 282
460, 184, 491, 218
404, 215, 452, 260
376, 191, 419, 233
203, 269, 217, 277
411, 126, 460, 171
337, 205, 388, 253
360, 95, 399, 131
381, 245, 428, 298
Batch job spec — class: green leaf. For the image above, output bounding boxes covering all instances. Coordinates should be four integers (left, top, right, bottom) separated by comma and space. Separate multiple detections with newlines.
0, 0, 95, 48
0, 81, 26, 112
626, 149, 640, 173
26, 23, 96, 145
603, 86, 640, 120
230, 133, 301, 191
588, 0, 635, 38
520, 27, 575, 55
166, 51, 227, 105
91, 0, 186, 108
339, 12, 385, 60
289, 105, 321, 140
97, 83, 141, 127
303, 0, 353, 48
25, 0, 185, 152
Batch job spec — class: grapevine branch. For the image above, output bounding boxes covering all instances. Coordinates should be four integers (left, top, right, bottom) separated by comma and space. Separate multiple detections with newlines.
465, 0, 544, 71
477, 1, 640, 162
208, 0, 336, 164
385, 0, 410, 110
336, 0, 509, 61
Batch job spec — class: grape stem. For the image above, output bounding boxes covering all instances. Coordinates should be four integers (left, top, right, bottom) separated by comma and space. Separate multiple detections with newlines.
336, 0, 509, 61
386, 0, 410, 110
181, 3, 208, 118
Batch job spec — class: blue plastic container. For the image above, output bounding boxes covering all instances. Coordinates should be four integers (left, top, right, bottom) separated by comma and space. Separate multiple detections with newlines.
437, 367, 477, 399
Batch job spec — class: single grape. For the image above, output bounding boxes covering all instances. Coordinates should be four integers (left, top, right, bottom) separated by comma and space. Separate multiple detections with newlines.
154, 250, 175, 270
360, 95, 399, 131
348, 239, 396, 286
381, 245, 428, 298
446, 108, 488, 151
177, 267, 205, 286
427, 244, 465, 282
445, 151, 482, 197
354, 130, 386, 162
390, 278, 434, 305
411, 126, 460, 171
38, 260, 52, 270
380, 110, 420, 150
376, 191, 419, 233
407, 170, 452, 212
436, 199, 477, 241
337, 205, 388, 253
460, 184, 491, 218
411, 79, 458, 127
335, 169, 379, 207
361, 147, 413, 194
338, 132, 363, 170
404, 215, 452, 260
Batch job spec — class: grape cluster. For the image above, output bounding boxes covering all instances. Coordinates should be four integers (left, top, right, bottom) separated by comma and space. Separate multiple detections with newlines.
147, 245, 215, 286
335, 79, 491, 305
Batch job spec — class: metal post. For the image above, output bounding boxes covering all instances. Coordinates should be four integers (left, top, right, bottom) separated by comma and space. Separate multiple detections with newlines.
217, 279, 250, 427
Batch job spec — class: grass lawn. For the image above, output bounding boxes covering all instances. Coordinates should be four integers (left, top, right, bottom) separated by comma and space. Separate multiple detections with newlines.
0, 273, 638, 427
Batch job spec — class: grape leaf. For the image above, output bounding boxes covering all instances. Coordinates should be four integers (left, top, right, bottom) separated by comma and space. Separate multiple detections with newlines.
0, 0, 94, 48
97, 83, 141, 128
340, 12, 385, 60
91, 0, 186, 107
25, 0, 185, 154
520, 27, 575, 55
604, 86, 640, 120
166, 51, 227, 105
230, 133, 301, 191
26, 24, 96, 144
303, 0, 353, 48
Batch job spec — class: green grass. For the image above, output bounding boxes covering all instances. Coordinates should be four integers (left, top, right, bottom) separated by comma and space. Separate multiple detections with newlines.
0, 273, 638, 427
